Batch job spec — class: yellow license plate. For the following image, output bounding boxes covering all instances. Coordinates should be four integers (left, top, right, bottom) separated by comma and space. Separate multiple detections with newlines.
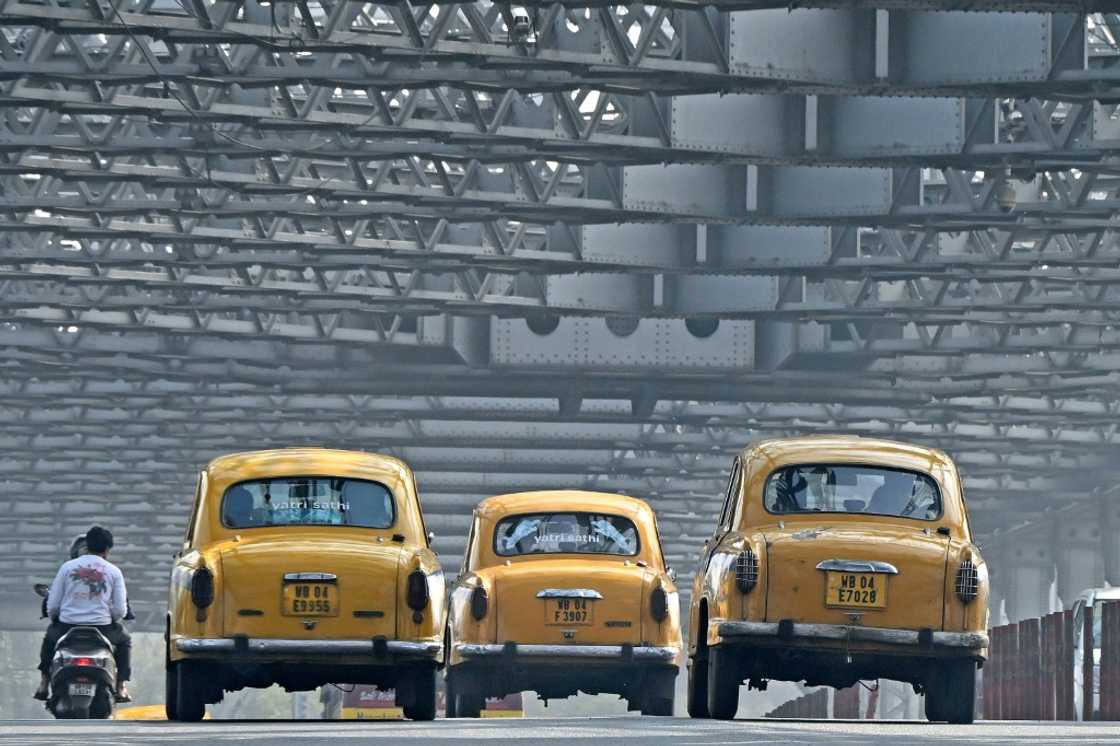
282, 582, 339, 617
825, 572, 887, 609
545, 598, 594, 626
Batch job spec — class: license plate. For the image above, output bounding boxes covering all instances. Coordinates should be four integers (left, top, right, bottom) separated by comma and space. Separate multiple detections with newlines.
825, 571, 887, 609
545, 598, 593, 626
282, 582, 339, 617
69, 682, 95, 697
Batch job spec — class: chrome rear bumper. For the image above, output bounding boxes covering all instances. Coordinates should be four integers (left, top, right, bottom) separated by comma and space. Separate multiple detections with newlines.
717, 621, 988, 650
455, 643, 677, 662
175, 637, 441, 658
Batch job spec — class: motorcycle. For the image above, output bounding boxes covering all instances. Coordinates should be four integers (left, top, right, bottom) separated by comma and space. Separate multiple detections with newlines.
32, 535, 133, 719
33, 584, 118, 719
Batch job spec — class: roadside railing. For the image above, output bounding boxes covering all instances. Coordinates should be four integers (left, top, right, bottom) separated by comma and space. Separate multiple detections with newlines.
766, 602, 1120, 722
765, 688, 829, 719
982, 602, 1120, 720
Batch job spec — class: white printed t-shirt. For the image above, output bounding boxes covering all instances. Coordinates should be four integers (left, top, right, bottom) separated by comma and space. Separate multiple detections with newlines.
46, 554, 127, 626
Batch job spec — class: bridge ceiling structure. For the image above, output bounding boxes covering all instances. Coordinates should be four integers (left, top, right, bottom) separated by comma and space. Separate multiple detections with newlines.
1, 0, 1120, 629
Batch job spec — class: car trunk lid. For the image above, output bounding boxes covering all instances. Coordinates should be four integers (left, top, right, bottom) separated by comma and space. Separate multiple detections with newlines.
220, 535, 402, 639
763, 523, 950, 630
494, 559, 647, 645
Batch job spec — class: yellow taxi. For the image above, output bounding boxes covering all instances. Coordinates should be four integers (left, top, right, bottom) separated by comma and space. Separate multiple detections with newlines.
687, 436, 988, 724
444, 491, 682, 717
166, 449, 444, 721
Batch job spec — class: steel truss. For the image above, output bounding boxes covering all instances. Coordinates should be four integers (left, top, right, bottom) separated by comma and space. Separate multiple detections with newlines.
1, 1, 1120, 628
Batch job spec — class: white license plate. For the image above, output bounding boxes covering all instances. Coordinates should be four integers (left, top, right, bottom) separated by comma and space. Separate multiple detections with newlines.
69, 682, 95, 697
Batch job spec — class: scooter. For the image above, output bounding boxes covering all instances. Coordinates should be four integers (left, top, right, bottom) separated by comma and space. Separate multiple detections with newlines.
32, 535, 132, 719
32, 584, 119, 719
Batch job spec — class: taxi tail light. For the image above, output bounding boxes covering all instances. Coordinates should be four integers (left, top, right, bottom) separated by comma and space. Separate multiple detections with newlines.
406, 569, 429, 611
470, 586, 489, 620
190, 567, 214, 608
650, 586, 669, 622
735, 548, 759, 593
955, 559, 979, 604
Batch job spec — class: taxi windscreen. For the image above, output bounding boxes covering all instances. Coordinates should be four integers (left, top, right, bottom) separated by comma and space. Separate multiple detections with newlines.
764, 464, 942, 520
494, 512, 640, 557
221, 477, 395, 528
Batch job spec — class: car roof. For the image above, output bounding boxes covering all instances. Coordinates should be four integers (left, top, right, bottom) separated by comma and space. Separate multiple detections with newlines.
204, 448, 413, 486
1084, 587, 1120, 602
476, 490, 652, 520
744, 435, 954, 472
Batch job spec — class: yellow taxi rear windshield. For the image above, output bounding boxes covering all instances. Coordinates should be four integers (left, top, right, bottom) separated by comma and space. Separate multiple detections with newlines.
221, 476, 395, 529
494, 512, 640, 557
763, 464, 942, 521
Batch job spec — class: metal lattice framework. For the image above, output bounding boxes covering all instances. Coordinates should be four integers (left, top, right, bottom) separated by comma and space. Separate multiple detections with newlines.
3, 0, 1120, 629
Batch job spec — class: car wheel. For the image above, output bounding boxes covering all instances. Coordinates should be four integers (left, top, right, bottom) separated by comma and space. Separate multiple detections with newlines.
706, 645, 739, 720
165, 661, 179, 721
640, 670, 676, 717
403, 664, 437, 721
924, 659, 976, 724
687, 652, 710, 719
164, 623, 179, 721
456, 692, 484, 719
444, 669, 459, 718
174, 661, 207, 722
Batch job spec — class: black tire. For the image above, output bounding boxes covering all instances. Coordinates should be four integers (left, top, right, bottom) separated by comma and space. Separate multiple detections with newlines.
706, 645, 739, 720
456, 690, 484, 718
164, 621, 179, 721
640, 669, 677, 716
444, 669, 458, 718
924, 659, 976, 724
173, 661, 206, 722
165, 660, 179, 720
90, 687, 113, 719
67, 699, 91, 719
687, 651, 710, 719
403, 665, 437, 721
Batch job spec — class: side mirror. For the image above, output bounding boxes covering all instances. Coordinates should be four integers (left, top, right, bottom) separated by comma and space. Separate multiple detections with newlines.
666, 568, 677, 583
427, 531, 436, 545
33, 583, 49, 598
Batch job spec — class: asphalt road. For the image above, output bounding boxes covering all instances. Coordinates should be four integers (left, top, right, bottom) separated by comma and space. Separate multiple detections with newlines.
3, 718, 1120, 745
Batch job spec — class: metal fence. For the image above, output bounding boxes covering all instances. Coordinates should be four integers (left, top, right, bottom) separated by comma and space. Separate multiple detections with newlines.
981, 602, 1120, 721
764, 601, 1120, 722
765, 688, 830, 719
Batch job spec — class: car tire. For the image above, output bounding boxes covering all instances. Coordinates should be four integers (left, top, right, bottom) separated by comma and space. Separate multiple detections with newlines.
165, 661, 179, 721
924, 659, 976, 724
164, 622, 179, 721
403, 664, 437, 721
173, 661, 206, 722
444, 669, 459, 718
456, 690, 484, 718
640, 670, 676, 716
706, 645, 739, 720
687, 652, 710, 719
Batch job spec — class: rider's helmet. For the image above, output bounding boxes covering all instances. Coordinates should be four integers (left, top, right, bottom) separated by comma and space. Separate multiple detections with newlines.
68, 534, 87, 559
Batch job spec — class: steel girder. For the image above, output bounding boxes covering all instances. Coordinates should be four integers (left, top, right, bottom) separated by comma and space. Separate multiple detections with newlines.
1, 2, 1119, 627
0, 2, 1113, 97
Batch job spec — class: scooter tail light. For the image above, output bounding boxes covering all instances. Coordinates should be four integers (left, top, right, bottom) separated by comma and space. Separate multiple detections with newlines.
72, 657, 94, 667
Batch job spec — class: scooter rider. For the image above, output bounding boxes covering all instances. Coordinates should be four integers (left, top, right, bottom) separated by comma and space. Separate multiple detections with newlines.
34, 526, 132, 702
